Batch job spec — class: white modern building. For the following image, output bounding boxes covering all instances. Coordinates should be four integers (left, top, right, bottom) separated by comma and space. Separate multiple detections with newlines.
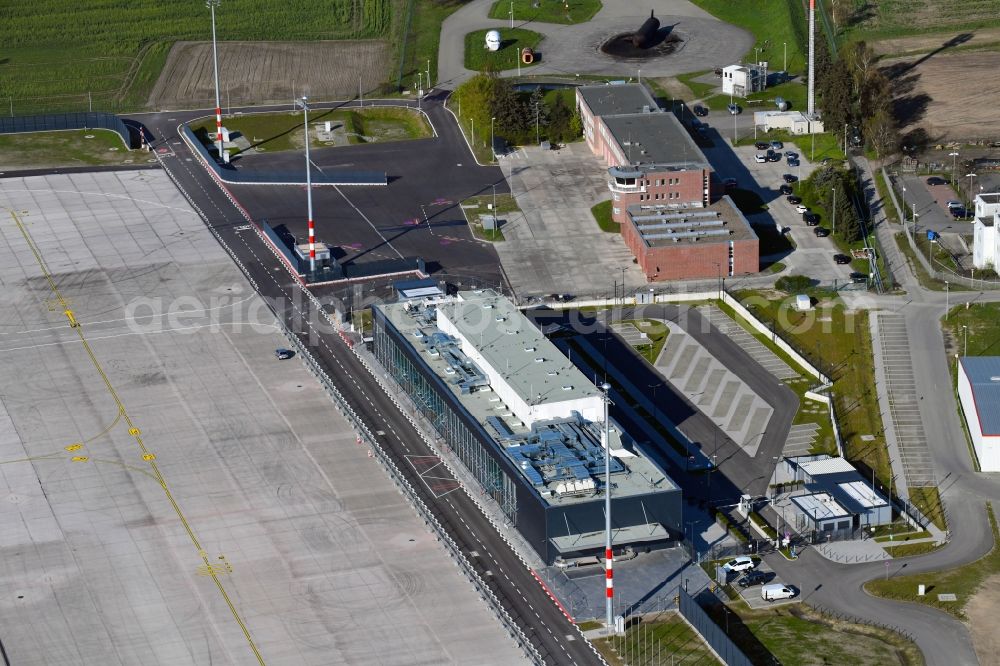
972, 193, 1000, 270
721, 62, 768, 97
435, 291, 604, 427
753, 110, 825, 135
957, 356, 1000, 471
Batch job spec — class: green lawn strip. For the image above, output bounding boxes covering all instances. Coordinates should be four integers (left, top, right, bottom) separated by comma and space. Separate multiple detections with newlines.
488, 0, 602, 25
590, 200, 619, 233
575, 620, 602, 631
732, 291, 891, 485
401, 0, 468, 90
464, 28, 543, 71
908, 486, 947, 531
461, 193, 518, 242
894, 234, 948, 291
590, 611, 719, 666
189, 107, 429, 154
744, 79, 807, 112
734, 129, 846, 163
710, 604, 925, 666
873, 169, 901, 225
766, 261, 787, 274
687, 0, 806, 73
620, 319, 669, 365
676, 70, 717, 99
884, 542, 943, 558
866, 504, 996, 620
0, 129, 134, 168
942, 302, 1000, 357
874, 529, 931, 543
749, 511, 777, 539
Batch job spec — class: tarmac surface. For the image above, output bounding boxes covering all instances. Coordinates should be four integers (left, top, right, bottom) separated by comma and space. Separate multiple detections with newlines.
0, 172, 528, 665
436, 0, 754, 88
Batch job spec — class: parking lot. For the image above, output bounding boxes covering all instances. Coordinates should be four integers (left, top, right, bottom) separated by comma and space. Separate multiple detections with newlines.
701, 138, 855, 284
716, 558, 800, 609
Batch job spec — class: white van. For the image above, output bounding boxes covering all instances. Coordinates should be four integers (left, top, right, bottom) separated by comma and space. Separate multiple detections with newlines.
761, 584, 796, 601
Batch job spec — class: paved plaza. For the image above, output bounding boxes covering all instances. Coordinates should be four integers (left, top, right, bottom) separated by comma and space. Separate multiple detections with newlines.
0, 172, 525, 666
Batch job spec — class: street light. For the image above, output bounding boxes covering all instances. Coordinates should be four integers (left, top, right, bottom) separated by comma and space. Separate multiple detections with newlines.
601, 382, 614, 633
966, 173, 978, 211
831, 186, 837, 235
206, 0, 223, 161
510, 0, 514, 28
945, 281, 950, 318
783, 41, 787, 73
296, 96, 316, 273
949, 151, 959, 185
963, 325, 968, 357
491, 116, 496, 163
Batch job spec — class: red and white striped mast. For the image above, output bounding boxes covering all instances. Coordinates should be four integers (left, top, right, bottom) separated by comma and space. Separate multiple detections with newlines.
207, 0, 223, 160
296, 96, 316, 273
602, 382, 614, 631
807, 0, 816, 118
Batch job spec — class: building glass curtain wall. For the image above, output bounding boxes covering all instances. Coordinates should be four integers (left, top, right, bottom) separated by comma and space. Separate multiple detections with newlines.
374, 318, 518, 523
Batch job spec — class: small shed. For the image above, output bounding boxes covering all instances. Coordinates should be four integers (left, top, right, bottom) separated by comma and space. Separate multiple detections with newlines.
791, 492, 853, 533
794, 294, 811, 311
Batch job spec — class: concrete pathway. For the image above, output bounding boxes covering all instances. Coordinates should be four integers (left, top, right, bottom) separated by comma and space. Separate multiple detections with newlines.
436, 0, 753, 89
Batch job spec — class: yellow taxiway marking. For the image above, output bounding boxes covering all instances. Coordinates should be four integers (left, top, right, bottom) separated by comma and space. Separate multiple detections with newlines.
9, 210, 265, 665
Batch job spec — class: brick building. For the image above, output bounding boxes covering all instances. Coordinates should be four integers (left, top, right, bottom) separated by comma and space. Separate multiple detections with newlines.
621, 200, 758, 281
576, 83, 759, 281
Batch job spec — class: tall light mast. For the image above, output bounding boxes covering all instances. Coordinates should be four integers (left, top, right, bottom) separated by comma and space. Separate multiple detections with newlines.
296, 97, 316, 273
807, 0, 816, 117
602, 382, 614, 631
207, 0, 223, 160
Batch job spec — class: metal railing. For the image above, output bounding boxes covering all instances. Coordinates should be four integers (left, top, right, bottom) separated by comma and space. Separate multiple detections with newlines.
677, 588, 752, 666
0, 112, 131, 147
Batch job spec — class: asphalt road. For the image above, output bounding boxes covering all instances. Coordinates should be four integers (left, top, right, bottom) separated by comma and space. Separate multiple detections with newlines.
529, 305, 797, 506
126, 96, 508, 285
135, 114, 601, 665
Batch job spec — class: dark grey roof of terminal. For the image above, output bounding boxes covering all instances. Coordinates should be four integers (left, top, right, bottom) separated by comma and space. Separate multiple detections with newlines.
577, 83, 660, 117
626, 197, 758, 246
602, 112, 709, 169
961, 357, 1000, 434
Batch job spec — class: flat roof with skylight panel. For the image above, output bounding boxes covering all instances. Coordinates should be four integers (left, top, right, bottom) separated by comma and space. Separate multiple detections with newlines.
374, 295, 676, 508
626, 198, 757, 247
791, 492, 851, 521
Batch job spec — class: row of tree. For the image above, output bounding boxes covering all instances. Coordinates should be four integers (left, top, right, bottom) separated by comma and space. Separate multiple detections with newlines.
452, 71, 582, 149
817, 41, 898, 162
805, 165, 864, 244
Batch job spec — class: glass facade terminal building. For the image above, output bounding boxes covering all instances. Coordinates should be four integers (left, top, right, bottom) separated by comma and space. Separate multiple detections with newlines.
371, 290, 682, 564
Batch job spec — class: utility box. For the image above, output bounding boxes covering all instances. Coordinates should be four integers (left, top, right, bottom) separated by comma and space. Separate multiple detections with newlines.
794, 294, 811, 311
220, 127, 231, 143
325, 121, 332, 132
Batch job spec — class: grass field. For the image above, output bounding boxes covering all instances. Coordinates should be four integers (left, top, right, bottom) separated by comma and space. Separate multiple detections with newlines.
708, 604, 923, 666
189, 107, 430, 154
590, 200, 618, 233
0, 129, 137, 169
0, 0, 404, 114
464, 29, 544, 72
845, 0, 1000, 39
866, 504, 995, 620
488, 0, 602, 25
400, 0, 467, 90
591, 612, 717, 665
461, 193, 519, 242
943, 302, 1000, 357
735, 291, 890, 485
689, 0, 806, 73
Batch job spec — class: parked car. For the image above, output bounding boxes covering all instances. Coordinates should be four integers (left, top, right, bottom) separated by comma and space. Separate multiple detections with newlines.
738, 570, 770, 588
787, 157, 800, 167
767, 152, 782, 162
782, 173, 798, 183
722, 556, 756, 574
779, 184, 794, 195
275, 348, 294, 360
814, 226, 830, 237
785, 151, 798, 159
804, 213, 819, 226
951, 207, 968, 219
834, 253, 852, 264
723, 177, 738, 190
795, 204, 809, 214
770, 140, 784, 150
755, 154, 767, 163
693, 105, 709, 117
728, 103, 741, 115
786, 195, 802, 204
755, 141, 770, 150
946, 200, 963, 209
926, 176, 947, 185
850, 271, 868, 283
761, 584, 797, 601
